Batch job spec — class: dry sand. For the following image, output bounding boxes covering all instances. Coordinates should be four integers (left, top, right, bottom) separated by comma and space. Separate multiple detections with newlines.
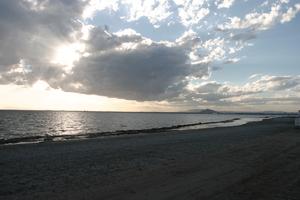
0, 117, 299, 200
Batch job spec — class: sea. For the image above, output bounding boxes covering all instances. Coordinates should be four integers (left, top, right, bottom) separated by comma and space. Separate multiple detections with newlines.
0, 110, 279, 144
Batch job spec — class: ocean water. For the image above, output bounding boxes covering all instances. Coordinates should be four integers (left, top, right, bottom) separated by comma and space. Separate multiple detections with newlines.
0, 110, 270, 142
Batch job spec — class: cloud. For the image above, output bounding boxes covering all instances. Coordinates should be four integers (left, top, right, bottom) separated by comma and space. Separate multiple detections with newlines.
281, 4, 300, 23
63, 41, 191, 101
0, 0, 87, 84
217, 5, 281, 31
175, 0, 210, 27
57, 27, 211, 101
244, 75, 300, 91
84, 0, 211, 27
123, 0, 173, 27
235, 96, 300, 106
223, 57, 240, 64
84, 0, 174, 27
0, 0, 86, 58
215, 0, 235, 9
218, 2, 300, 32
0, 0, 299, 109
0, 0, 212, 102
214, 1, 300, 58
230, 31, 257, 41
181, 75, 300, 106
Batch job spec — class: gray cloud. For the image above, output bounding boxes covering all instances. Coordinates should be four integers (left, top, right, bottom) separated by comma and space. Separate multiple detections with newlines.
179, 75, 300, 107
261, 76, 300, 91
60, 28, 199, 101
0, 1, 212, 101
237, 96, 300, 106
0, 0, 86, 79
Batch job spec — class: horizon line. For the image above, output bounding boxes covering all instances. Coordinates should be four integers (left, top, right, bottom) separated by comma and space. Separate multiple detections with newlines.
0, 108, 297, 114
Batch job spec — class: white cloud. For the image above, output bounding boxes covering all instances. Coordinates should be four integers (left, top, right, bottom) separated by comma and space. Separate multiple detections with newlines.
83, 0, 211, 27
176, 1, 210, 27
218, 2, 300, 31
218, 4, 281, 31
82, 0, 119, 19
115, 0, 172, 27
180, 75, 300, 108
83, 0, 174, 27
243, 75, 300, 92
215, 0, 235, 9
281, 4, 300, 23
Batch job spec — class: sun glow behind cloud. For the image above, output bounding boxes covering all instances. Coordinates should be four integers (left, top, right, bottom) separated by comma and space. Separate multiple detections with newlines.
51, 43, 85, 71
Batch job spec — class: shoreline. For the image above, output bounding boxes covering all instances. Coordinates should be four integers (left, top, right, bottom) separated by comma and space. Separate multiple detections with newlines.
1, 117, 299, 199
0, 116, 270, 145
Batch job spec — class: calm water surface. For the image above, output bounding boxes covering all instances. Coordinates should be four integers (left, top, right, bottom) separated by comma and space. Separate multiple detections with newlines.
0, 110, 269, 140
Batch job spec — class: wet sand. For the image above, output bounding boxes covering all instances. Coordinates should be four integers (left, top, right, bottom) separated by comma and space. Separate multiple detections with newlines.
0, 117, 299, 199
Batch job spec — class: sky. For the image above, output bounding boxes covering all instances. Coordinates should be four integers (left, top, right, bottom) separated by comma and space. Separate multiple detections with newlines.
0, 0, 300, 112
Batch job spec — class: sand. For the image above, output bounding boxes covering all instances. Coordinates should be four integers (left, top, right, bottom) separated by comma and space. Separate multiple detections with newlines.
0, 117, 299, 200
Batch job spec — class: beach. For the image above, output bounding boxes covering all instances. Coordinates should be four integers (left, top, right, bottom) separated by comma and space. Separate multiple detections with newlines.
0, 117, 299, 199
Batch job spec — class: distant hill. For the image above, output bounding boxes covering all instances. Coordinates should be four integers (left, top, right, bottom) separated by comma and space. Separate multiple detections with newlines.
186, 109, 297, 115
221, 110, 297, 115
187, 109, 219, 114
